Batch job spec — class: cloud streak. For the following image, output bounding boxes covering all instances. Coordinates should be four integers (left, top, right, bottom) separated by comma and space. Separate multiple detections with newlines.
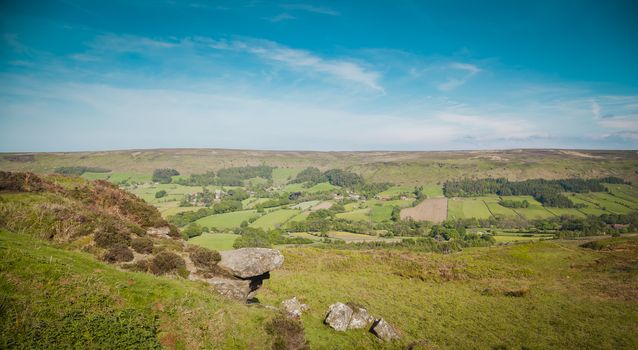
206, 38, 383, 91
280, 4, 340, 16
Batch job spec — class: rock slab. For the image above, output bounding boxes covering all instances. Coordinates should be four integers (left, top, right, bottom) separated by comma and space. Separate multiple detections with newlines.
218, 248, 284, 279
348, 307, 375, 330
370, 318, 400, 341
208, 277, 251, 301
324, 302, 354, 331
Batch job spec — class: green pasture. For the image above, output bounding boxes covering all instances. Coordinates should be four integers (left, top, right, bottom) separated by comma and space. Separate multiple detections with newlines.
250, 209, 300, 230
195, 210, 259, 229
188, 233, 239, 251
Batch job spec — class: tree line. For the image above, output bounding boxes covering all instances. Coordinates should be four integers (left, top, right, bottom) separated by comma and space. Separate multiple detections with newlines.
443, 177, 626, 207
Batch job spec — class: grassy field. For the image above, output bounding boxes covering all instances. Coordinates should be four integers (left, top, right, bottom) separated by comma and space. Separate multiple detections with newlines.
188, 233, 240, 251
260, 236, 638, 349
448, 197, 492, 220
250, 209, 300, 230
196, 210, 259, 229
376, 186, 414, 197
291, 200, 321, 210
483, 197, 519, 218
336, 208, 371, 222
272, 167, 302, 185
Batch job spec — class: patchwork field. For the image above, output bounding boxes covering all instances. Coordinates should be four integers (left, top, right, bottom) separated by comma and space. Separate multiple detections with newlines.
196, 210, 259, 229
401, 197, 448, 223
250, 209, 300, 230
447, 197, 492, 220
188, 233, 240, 251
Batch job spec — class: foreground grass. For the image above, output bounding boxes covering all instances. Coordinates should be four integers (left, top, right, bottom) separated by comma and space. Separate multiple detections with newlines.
262, 239, 638, 349
0, 230, 272, 349
2, 228, 638, 349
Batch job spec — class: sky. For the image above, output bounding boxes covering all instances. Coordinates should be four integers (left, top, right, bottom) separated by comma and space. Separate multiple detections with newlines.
0, 0, 637, 152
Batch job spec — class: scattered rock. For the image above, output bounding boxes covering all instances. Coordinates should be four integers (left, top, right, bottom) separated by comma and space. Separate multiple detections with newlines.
208, 277, 251, 301
324, 302, 354, 331
348, 306, 374, 329
370, 318, 399, 341
146, 226, 171, 238
218, 248, 284, 279
282, 297, 310, 318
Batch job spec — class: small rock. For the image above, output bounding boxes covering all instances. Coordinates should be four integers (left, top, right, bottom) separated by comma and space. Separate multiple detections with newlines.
218, 248, 284, 278
208, 277, 251, 301
146, 226, 171, 238
348, 306, 374, 329
282, 297, 310, 318
324, 302, 353, 331
370, 318, 399, 341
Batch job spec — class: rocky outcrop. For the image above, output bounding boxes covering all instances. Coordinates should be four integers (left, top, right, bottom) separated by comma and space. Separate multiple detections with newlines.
324, 302, 353, 331
348, 306, 375, 329
324, 302, 399, 341
370, 318, 400, 341
209, 248, 284, 302
218, 248, 284, 278
282, 297, 310, 318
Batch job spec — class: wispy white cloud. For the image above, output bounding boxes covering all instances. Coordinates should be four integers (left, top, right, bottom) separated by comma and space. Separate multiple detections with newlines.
437, 62, 481, 91
265, 13, 296, 22
205, 38, 383, 91
280, 3, 340, 16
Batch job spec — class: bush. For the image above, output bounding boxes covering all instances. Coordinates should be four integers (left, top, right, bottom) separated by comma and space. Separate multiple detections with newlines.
150, 251, 187, 276
131, 237, 154, 254
103, 243, 134, 263
94, 229, 131, 248
265, 313, 309, 350
155, 190, 167, 199
188, 245, 221, 269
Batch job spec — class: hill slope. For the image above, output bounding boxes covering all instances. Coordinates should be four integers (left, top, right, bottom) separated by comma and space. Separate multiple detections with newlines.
2, 148, 637, 185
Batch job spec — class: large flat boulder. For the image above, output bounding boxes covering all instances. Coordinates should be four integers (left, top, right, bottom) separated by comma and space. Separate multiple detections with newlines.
218, 248, 284, 278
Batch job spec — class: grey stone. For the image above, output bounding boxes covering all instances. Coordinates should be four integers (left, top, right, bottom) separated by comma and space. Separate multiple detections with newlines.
282, 297, 310, 318
208, 277, 251, 301
324, 302, 353, 332
348, 307, 374, 329
370, 318, 399, 341
218, 248, 284, 278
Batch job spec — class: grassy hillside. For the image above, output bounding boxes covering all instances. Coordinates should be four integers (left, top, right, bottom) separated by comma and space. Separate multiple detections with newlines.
2, 148, 637, 185
2, 229, 638, 349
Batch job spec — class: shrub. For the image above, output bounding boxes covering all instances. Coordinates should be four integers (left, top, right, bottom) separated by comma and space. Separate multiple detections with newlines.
150, 251, 187, 276
131, 237, 154, 254
265, 313, 309, 350
94, 229, 131, 248
103, 243, 134, 263
155, 190, 167, 199
188, 245, 221, 269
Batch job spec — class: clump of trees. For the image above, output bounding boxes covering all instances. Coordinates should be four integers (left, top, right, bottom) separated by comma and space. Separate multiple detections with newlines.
155, 190, 167, 199
443, 177, 626, 207
54, 166, 110, 176
152, 168, 180, 184
175, 171, 216, 186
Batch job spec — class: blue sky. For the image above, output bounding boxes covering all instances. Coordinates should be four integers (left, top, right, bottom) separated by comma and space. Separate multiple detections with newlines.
1, 0, 637, 151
